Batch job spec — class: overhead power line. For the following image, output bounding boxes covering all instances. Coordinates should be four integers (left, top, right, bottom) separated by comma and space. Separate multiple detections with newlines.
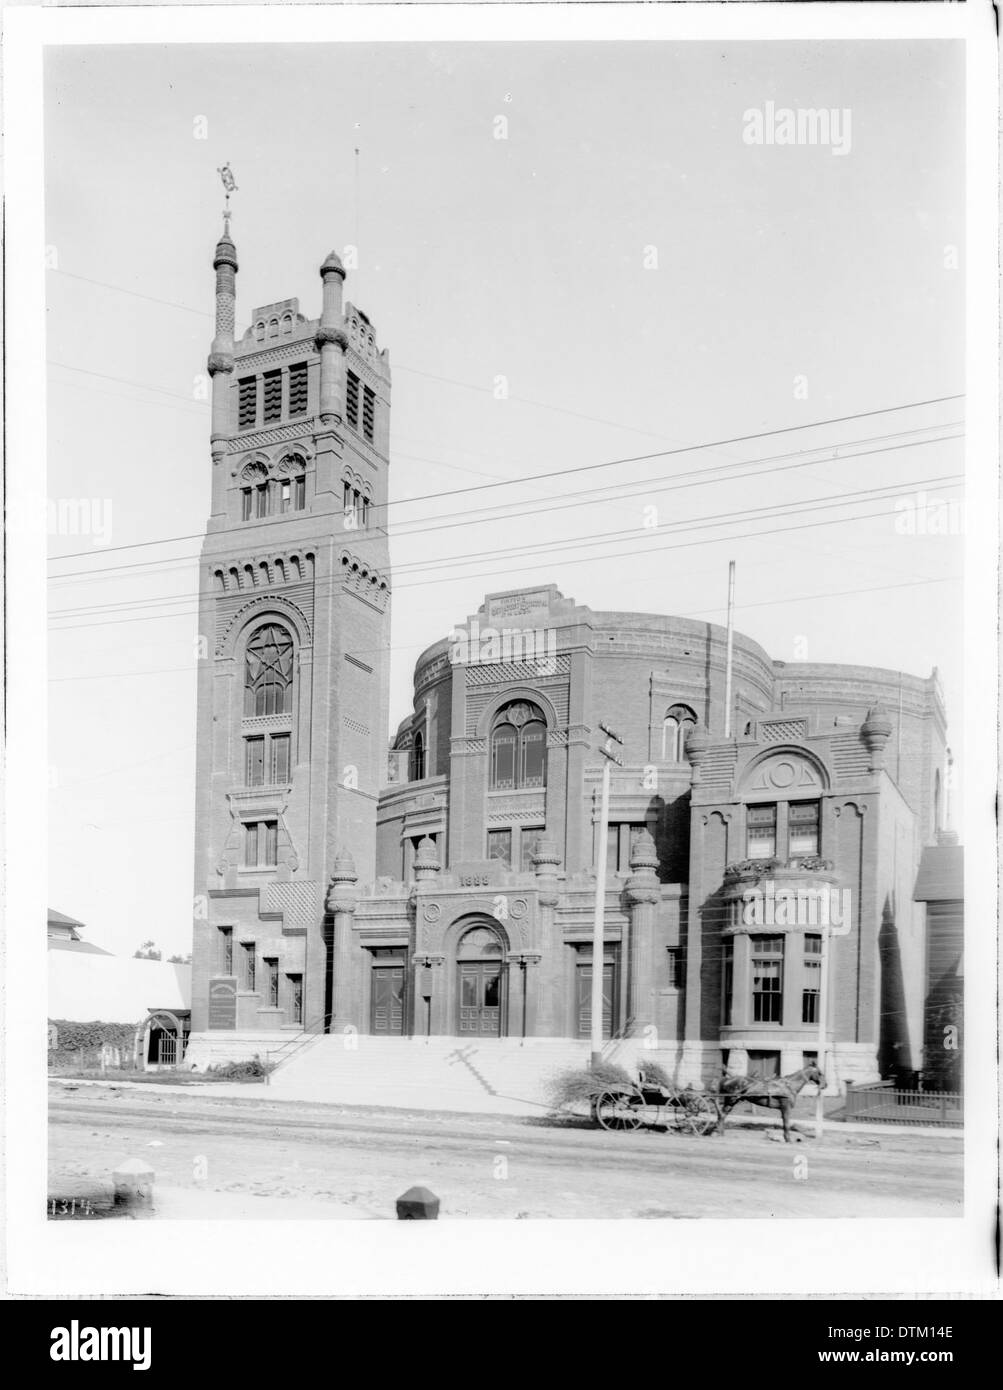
49, 491, 962, 632
47, 471, 963, 620
47, 404, 964, 569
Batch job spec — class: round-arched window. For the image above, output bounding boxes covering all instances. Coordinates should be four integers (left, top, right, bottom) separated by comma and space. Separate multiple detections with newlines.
662, 704, 697, 762
490, 700, 547, 790
244, 624, 294, 716
410, 730, 425, 782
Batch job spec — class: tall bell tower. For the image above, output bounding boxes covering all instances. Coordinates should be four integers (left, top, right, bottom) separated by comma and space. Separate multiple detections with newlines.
189, 203, 392, 1044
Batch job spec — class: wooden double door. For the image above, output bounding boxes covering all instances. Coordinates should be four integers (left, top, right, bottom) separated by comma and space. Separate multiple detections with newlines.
457, 960, 503, 1037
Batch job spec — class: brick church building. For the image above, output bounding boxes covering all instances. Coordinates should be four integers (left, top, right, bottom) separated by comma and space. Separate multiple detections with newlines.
187, 226, 952, 1088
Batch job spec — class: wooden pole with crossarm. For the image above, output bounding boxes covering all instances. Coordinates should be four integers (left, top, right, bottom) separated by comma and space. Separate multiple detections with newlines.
591, 721, 624, 1069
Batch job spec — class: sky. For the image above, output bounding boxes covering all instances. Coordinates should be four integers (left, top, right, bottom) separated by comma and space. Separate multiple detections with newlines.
44, 39, 965, 958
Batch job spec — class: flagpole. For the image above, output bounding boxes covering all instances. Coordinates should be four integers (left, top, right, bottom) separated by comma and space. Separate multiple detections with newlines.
724, 560, 736, 738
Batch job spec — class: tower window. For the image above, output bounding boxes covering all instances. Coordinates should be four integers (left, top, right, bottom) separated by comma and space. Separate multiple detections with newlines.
241, 488, 253, 521
295, 475, 306, 510
270, 734, 291, 784
244, 624, 294, 716
263, 370, 282, 423
244, 733, 289, 786
280, 479, 292, 513
346, 371, 360, 430
489, 700, 547, 790
245, 737, 265, 787
218, 926, 233, 975
238, 377, 256, 429
363, 385, 376, 441
244, 820, 278, 869
288, 362, 308, 416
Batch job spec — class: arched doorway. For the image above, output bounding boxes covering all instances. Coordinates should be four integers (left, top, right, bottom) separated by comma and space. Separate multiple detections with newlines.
456, 924, 506, 1037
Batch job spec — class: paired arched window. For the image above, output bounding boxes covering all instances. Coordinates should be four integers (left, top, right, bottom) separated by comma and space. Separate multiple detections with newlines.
410, 731, 425, 782
244, 624, 294, 716
662, 704, 697, 761
490, 700, 547, 790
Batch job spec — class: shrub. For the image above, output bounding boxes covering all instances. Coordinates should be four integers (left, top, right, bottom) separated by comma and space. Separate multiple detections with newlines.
547, 1061, 633, 1111
206, 1055, 275, 1081
48, 1020, 140, 1053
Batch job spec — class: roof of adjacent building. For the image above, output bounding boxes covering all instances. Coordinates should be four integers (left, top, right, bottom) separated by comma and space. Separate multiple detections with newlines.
47, 937, 113, 956
913, 842, 964, 902
48, 908, 86, 929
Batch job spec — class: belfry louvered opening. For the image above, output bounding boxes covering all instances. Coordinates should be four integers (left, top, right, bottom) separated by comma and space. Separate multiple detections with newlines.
263, 370, 282, 423
288, 362, 308, 417
346, 370, 360, 429
238, 377, 256, 428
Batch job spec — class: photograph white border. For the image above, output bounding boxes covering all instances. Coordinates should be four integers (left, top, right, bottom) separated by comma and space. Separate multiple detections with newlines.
4, 1, 998, 1299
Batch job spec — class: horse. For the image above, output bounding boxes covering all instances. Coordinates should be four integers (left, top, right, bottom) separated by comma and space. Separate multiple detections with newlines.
713, 1063, 825, 1142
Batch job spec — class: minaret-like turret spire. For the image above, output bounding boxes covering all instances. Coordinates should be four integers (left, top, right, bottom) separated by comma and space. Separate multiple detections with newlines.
316, 249, 348, 425
207, 166, 239, 497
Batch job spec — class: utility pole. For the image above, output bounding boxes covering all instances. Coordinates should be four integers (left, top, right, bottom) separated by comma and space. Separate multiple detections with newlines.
724, 560, 736, 738
591, 721, 624, 1069
814, 920, 830, 1140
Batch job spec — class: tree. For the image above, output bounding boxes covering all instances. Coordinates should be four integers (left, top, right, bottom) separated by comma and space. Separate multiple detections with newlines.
167, 953, 192, 965
133, 940, 162, 961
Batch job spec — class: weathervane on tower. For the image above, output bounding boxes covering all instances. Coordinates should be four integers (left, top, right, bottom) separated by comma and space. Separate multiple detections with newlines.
217, 162, 238, 234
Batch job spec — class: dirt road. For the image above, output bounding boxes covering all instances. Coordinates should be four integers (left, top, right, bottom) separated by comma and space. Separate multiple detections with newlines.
48, 1082, 963, 1220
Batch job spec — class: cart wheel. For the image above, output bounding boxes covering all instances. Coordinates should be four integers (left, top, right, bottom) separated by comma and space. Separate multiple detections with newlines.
592, 1089, 643, 1132
675, 1093, 719, 1137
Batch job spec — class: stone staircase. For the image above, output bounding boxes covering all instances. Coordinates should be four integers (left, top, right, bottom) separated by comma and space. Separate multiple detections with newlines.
263, 1036, 615, 1116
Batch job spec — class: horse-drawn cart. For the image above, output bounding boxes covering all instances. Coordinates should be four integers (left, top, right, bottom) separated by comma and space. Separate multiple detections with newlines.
590, 1070, 721, 1136
588, 1062, 825, 1140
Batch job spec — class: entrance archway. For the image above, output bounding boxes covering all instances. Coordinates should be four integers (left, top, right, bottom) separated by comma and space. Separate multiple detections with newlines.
455, 924, 506, 1037
135, 1010, 189, 1070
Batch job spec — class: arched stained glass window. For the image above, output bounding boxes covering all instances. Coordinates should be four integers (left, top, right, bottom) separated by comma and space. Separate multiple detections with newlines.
662, 704, 697, 762
490, 700, 547, 790
244, 624, 294, 716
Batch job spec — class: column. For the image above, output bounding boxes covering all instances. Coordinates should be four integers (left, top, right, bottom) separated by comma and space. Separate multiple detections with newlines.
326, 848, 359, 1033
625, 830, 660, 1038
531, 839, 562, 1036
